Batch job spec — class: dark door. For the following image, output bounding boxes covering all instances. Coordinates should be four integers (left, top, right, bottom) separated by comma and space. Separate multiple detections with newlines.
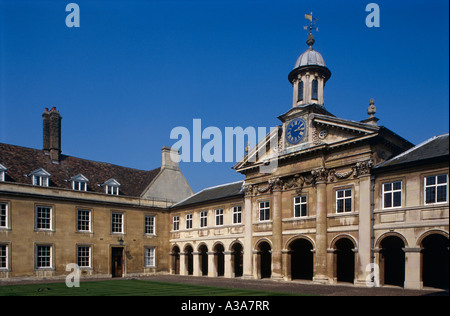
112, 247, 123, 277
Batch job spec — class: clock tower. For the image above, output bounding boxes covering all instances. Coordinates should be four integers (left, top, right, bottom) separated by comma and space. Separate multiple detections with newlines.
288, 29, 331, 108
281, 16, 332, 150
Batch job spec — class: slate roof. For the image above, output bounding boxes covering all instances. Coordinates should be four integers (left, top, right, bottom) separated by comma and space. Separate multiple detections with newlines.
374, 134, 449, 170
172, 180, 244, 208
0, 142, 161, 197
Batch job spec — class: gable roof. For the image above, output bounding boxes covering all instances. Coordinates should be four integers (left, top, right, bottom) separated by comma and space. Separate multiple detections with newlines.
0, 142, 160, 197
172, 180, 244, 208
374, 133, 449, 170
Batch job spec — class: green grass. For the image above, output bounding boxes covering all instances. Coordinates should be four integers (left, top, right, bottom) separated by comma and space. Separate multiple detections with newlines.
0, 279, 301, 296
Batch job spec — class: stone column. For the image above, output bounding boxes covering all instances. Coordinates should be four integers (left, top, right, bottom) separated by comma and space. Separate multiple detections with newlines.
243, 184, 254, 279
193, 252, 201, 276
313, 168, 329, 283
270, 177, 284, 280
179, 252, 187, 276
404, 248, 423, 289
208, 252, 216, 277
224, 251, 233, 278
355, 160, 374, 286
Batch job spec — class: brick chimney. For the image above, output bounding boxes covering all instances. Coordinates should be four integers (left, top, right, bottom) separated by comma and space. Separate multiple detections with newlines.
42, 107, 62, 162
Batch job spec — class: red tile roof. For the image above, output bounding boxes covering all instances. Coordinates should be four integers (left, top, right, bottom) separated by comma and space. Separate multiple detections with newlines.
0, 142, 161, 197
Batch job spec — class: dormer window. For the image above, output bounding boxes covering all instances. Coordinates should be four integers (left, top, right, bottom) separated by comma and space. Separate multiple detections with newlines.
70, 174, 89, 191
0, 164, 6, 182
103, 179, 120, 195
30, 168, 50, 187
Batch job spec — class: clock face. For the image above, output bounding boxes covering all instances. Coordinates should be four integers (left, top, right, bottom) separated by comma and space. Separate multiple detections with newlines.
285, 117, 307, 145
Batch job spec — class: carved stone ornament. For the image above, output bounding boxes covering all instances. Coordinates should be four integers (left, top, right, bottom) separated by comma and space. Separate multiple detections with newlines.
328, 169, 353, 182
352, 159, 374, 177
311, 167, 328, 183
242, 184, 254, 196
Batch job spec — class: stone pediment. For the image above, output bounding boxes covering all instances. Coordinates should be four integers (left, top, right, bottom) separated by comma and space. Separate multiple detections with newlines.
234, 112, 383, 174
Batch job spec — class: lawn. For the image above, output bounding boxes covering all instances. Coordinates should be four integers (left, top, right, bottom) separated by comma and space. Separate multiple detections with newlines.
0, 279, 300, 296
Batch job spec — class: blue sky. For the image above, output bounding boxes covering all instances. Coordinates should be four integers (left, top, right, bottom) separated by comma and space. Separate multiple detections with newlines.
0, 0, 448, 193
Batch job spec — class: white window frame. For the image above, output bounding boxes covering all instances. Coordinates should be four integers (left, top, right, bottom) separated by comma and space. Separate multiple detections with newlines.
425, 174, 448, 205
36, 245, 52, 269
77, 209, 91, 232
0, 244, 8, 270
145, 215, 155, 235
111, 212, 124, 234
144, 247, 156, 268
294, 195, 308, 217
336, 189, 352, 213
232, 206, 242, 224
215, 209, 224, 226
186, 214, 193, 230
173, 216, 179, 231
36, 206, 52, 231
382, 181, 402, 209
0, 202, 8, 229
77, 246, 92, 268
259, 201, 270, 222
30, 168, 50, 187
103, 179, 121, 196
0, 164, 6, 182
200, 211, 208, 228
33, 175, 49, 187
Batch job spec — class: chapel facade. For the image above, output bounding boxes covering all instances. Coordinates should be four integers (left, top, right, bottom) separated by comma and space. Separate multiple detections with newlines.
0, 32, 448, 290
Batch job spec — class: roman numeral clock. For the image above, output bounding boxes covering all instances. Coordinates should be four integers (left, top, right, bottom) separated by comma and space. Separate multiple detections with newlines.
285, 116, 308, 146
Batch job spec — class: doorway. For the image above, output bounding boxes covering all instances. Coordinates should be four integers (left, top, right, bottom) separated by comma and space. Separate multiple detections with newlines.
111, 247, 124, 277
290, 238, 314, 280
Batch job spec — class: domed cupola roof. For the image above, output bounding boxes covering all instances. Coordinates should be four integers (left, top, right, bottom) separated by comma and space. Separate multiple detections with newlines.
288, 32, 331, 84
293, 33, 326, 68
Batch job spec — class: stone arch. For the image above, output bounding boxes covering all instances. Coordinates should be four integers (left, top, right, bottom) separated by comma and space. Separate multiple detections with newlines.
331, 235, 357, 284
378, 234, 406, 287
255, 239, 272, 279
375, 231, 409, 249
419, 231, 449, 289
286, 236, 314, 280
229, 240, 244, 278
198, 243, 209, 276
416, 229, 449, 247
213, 242, 225, 277
330, 234, 358, 250
183, 244, 194, 275
171, 244, 181, 275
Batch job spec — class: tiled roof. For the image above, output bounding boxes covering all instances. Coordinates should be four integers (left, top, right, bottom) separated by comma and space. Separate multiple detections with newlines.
0, 142, 161, 197
172, 180, 244, 208
374, 134, 449, 170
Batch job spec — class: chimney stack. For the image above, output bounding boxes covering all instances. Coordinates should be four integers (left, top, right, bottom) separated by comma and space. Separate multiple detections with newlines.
42, 107, 62, 162
161, 146, 180, 170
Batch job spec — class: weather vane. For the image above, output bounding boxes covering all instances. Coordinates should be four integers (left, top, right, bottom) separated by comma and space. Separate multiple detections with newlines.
304, 12, 319, 35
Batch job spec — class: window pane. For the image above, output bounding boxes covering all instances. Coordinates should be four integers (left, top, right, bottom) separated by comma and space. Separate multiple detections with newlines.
393, 181, 402, 190
437, 174, 447, 184
345, 199, 352, 212
384, 193, 392, 208
384, 183, 392, 191
337, 200, 344, 213
437, 185, 447, 203
426, 187, 436, 204
426, 176, 436, 186
393, 191, 402, 207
